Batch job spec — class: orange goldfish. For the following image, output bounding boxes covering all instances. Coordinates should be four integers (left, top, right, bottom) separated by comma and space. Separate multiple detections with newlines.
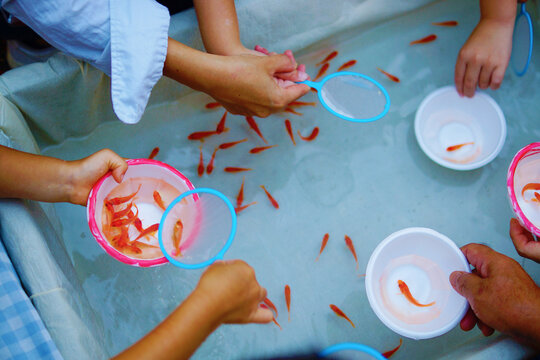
316, 233, 330, 261
249, 145, 277, 154
153, 191, 166, 211
317, 50, 338, 66
397, 280, 435, 307
410, 34, 437, 45
285, 119, 296, 145
329, 304, 355, 328
285, 285, 291, 321
446, 142, 474, 152
148, 147, 159, 159
298, 127, 319, 141
338, 60, 357, 71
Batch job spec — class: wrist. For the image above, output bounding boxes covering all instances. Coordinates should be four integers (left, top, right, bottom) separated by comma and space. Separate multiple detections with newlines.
190, 285, 227, 327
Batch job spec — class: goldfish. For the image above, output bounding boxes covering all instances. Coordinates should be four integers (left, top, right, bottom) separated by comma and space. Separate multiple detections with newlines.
172, 219, 183, 256
153, 191, 167, 211
297, 127, 319, 142
111, 202, 134, 220
329, 304, 355, 328
206, 147, 218, 175
522, 183, 540, 197
397, 280, 435, 307
112, 226, 130, 247
260, 303, 282, 330
446, 142, 474, 152
316, 50, 338, 66
187, 130, 220, 141
432, 20, 458, 26
315, 233, 329, 261
263, 297, 278, 317
111, 206, 139, 227
133, 223, 159, 241
107, 184, 141, 205
382, 339, 403, 358
410, 34, 437, 45
337, 60, 357, 71
285, 119, 296, 145
344, 235, 359, 269
285, 285, 291, 321
377, 68, 400, 83
284, 107, 303, 116
148, 147, 159, 159
535, 192, 540, 203
133, 218, 144, 232
216, 111, 227, 134
235, 201, 256, 214
245, 116, 268, 144
224, 167, 252, 173
261, 185, 279, 209
314, 63, 329, 81
219, 138, 247, 150
236, 177, 245, 208
205, 102, 222, 109
288, 101, 316, 107
249, 145, 278, 154
198, 147, 204, 177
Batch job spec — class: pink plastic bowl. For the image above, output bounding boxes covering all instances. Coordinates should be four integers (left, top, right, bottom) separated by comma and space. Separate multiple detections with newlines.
507, 142, 540, 236
86, 159, 195, 267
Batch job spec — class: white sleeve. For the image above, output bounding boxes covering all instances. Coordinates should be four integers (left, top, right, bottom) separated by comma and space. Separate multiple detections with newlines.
2, 0, 170, 124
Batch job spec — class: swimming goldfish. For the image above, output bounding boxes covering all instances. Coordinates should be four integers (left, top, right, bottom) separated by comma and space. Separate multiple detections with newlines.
172, 219, 183, 256
284, 107, 303, 116
522, 183, 540, 196
153, 191, 166, 211
133, 223, 159, 241
344, 235, 359, 269
263, 298, 278, 317
235, 201, 256, 214
216, 111, 227, 134
535, 192, 540, 203
219, 139, 247, 150
382, 338, 403, 358
315, 233, 329, 261
446, 142, 474, 152
314, 63, 329, 81
338, 60, 357, 71
329, 304, 355, 328
107, 184, 141, 205
148, 147, 159, 159
260, 303, 282, 330
377, 68, 400, 83
297, 127, 319, 142
285, 119, 296, 145
397, 280, 435, 307
245, 116, 268, 144
236, 177, 245, 208
111, 206, 139, 227
285, 285, 291, 321
317, 50, 338, 66
134, 218, 144, 232
206, 147, 218, 174
410, 34, 437, 45
249, 145, 278, 154
111, 202, 134, 219
224, 167, 252, 173
205, 102, 222, 109
198, 147, 204, 177
261, 185, 279, 209
187, 130, 220, 141
432, 20, 458, 26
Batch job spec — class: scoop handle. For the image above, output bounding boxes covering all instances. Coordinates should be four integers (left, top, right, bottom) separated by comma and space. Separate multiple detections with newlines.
298, 79, 322, 90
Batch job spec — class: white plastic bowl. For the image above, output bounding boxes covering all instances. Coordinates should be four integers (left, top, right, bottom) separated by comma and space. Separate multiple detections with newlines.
415, 86, 506, 171
365, 228, 470, 340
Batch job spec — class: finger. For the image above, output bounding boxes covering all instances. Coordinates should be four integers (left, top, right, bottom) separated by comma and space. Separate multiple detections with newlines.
449, 270, 483, 299
254, 45, 269, 55
98, 149, 127, 183
477, 320, 495, 336
248, 307, 274, 323
478, 64, 492, 89
259, 286, 267, 301
460, 307, 477, 331
280, 84, 310, 103
489, 65, 505, 90
460, 243, 499, 277
283, 50, 297, 67
454, 56, 467, 96
266, 54, 296, 74
297, 64, 306, 73
510, 218, 540, 261
463, 62, 481, 97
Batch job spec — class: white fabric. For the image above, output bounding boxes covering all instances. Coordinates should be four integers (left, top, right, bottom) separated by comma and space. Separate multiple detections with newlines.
1, 0, 170, 124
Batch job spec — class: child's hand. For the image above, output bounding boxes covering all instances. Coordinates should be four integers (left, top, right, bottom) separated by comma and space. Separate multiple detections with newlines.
510, 218, 540, 263
67, 149, 128, 206
455, 18, 514, 97
195, 260, 273, 324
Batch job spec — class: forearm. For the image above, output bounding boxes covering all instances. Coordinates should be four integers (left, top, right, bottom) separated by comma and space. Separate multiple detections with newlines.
0, 146, 73, 203
479, 0, 517, 25
113, 289, 223, 360
193, 0, 243, 55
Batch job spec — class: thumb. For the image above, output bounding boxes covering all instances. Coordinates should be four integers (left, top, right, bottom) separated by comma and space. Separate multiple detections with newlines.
449, 271, 482, 299
248, 307, 274, 324
266, 54, 296, 74
281, 84, 310, 102
101, 150, 127, 183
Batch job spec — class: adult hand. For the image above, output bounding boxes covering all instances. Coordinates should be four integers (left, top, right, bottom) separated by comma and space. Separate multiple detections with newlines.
68, 149, 127, 205
449, 244, 540, 346
455, 18, 514, 97
195, 260, 273, 324
510, 218, 540, 263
